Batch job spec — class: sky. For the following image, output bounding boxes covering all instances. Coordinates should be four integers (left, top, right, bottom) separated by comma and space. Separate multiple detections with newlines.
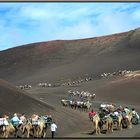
0, 3, 140, 51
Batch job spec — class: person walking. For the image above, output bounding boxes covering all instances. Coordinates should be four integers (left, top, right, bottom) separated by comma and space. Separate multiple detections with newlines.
51, 122, 57, 138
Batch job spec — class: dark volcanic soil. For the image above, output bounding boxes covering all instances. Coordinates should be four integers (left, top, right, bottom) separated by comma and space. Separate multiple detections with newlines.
0, 28, 140, 138
0, 28, 140, 84
25, 75, 140, 137
0, 79, 54, 116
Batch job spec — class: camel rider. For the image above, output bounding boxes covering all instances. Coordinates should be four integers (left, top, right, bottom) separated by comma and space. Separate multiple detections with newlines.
100, 103, 107, 109
89, 109, 96, 116
132, 108, 140, 120
89, 109, 96, 120
0, 115, 9, 131
114, 111, 119, 116
0, 116, 4, 126
124, 107, 130, 115
31, 114, 39, 125
110, 111, 119, 121
0, 115, 4, 131
42, 113, 49, 128
11, 113, 20, 136
47, 115, 52, 126
11, 113, 20, 127
20, 113, 26, 125
118, 105, 124, 112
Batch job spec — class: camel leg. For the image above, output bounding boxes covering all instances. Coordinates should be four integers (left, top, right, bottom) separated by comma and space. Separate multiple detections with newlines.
97, 125, 101, 135
95, 122, 97, 135
106, 122, 108, 133
43, 129, 46, 138
38, 127, 42, 138
119, 120, 122, 130
129, 121, 132, 129
5, 131, 8, 138
111, 123, 113, 132
95, 121, 99, 135
27, 129, 30, 138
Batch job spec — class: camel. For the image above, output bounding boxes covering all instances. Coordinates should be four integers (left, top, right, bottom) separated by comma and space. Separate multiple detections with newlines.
3, 121, 16, 138
1, 115, 15, 138
36, 118, 47, 138
24, 114, 47, 138
100, 114, 113, 133
116, 113, 123, 130
61, 99, 69, 107
22, 114, 39, 138
85, 101, 92, 112
121, 110, 133, 129
110, 112, 123, 130
127, 111, 133, 129
92, 114, 101, 135
105, 115, 114, 133
22, 119, 33, 138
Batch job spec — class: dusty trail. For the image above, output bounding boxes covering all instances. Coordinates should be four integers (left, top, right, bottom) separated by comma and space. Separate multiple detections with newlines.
26, 78, 140, 138
0, 28, 140, 138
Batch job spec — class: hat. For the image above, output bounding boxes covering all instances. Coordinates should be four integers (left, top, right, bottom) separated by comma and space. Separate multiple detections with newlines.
14, 113, 17, 116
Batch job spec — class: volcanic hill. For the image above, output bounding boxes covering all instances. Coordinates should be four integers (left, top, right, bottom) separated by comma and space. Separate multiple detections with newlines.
0, 28, 140, 84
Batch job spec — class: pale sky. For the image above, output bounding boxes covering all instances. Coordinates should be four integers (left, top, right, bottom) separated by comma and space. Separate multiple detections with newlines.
0, 3, 140, 51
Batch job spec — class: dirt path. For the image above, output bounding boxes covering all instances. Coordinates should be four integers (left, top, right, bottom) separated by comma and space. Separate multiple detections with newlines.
26, 83, 140, 138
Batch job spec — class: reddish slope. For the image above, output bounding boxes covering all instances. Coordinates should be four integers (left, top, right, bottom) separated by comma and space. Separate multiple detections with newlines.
0, 28, 140, 84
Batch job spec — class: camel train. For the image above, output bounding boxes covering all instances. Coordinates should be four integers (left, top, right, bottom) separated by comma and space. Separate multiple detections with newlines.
90, 104, 139, 135
101, 70, 132, 78
0, 113, 52, 138
16, 85, 32, 90
68, 90, 96, 100
61, 99, 92, 112
61, 90, 95, 112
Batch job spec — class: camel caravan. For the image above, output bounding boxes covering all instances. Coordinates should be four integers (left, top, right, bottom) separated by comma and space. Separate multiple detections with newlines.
16, 85, 32, 90
37, 74, 92, 88
101, 70, 132, 78
16, 70, 135, 90
67, 90, 96, 100
61, 77, 92, 87
61, 90, 95, 112
61, 99, 92, 112
0, 113, 53, 138
38, 82, 53, 88
89, 103, 140, 135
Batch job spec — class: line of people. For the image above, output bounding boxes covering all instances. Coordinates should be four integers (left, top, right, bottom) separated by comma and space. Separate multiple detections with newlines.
61, 99, 92, 112
0, 113, 57, 138
89, 104, 140, 135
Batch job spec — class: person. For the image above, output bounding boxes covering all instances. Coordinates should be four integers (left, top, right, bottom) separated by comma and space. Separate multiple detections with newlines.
11, 113, 20, 127
124, 107, 130, 114
88, 109, 96, 120
0, 115, 4, 131
11, 113, 20, 137
51, 122, 57, 138
132, 108, 140, 120
42, 113, 49, 128
31, 114, 39, 126
20, 113, 26, 125
0, 115, 4, 126
114, 111, 119, 116
47, 115, 52, 126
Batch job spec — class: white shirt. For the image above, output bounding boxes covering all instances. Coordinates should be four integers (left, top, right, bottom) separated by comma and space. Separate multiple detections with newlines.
0, 118, 4, 125
114, 111, 119, 116
132, 111, 140, 119
101, 104, 106, 108
51, 123, 57, 132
